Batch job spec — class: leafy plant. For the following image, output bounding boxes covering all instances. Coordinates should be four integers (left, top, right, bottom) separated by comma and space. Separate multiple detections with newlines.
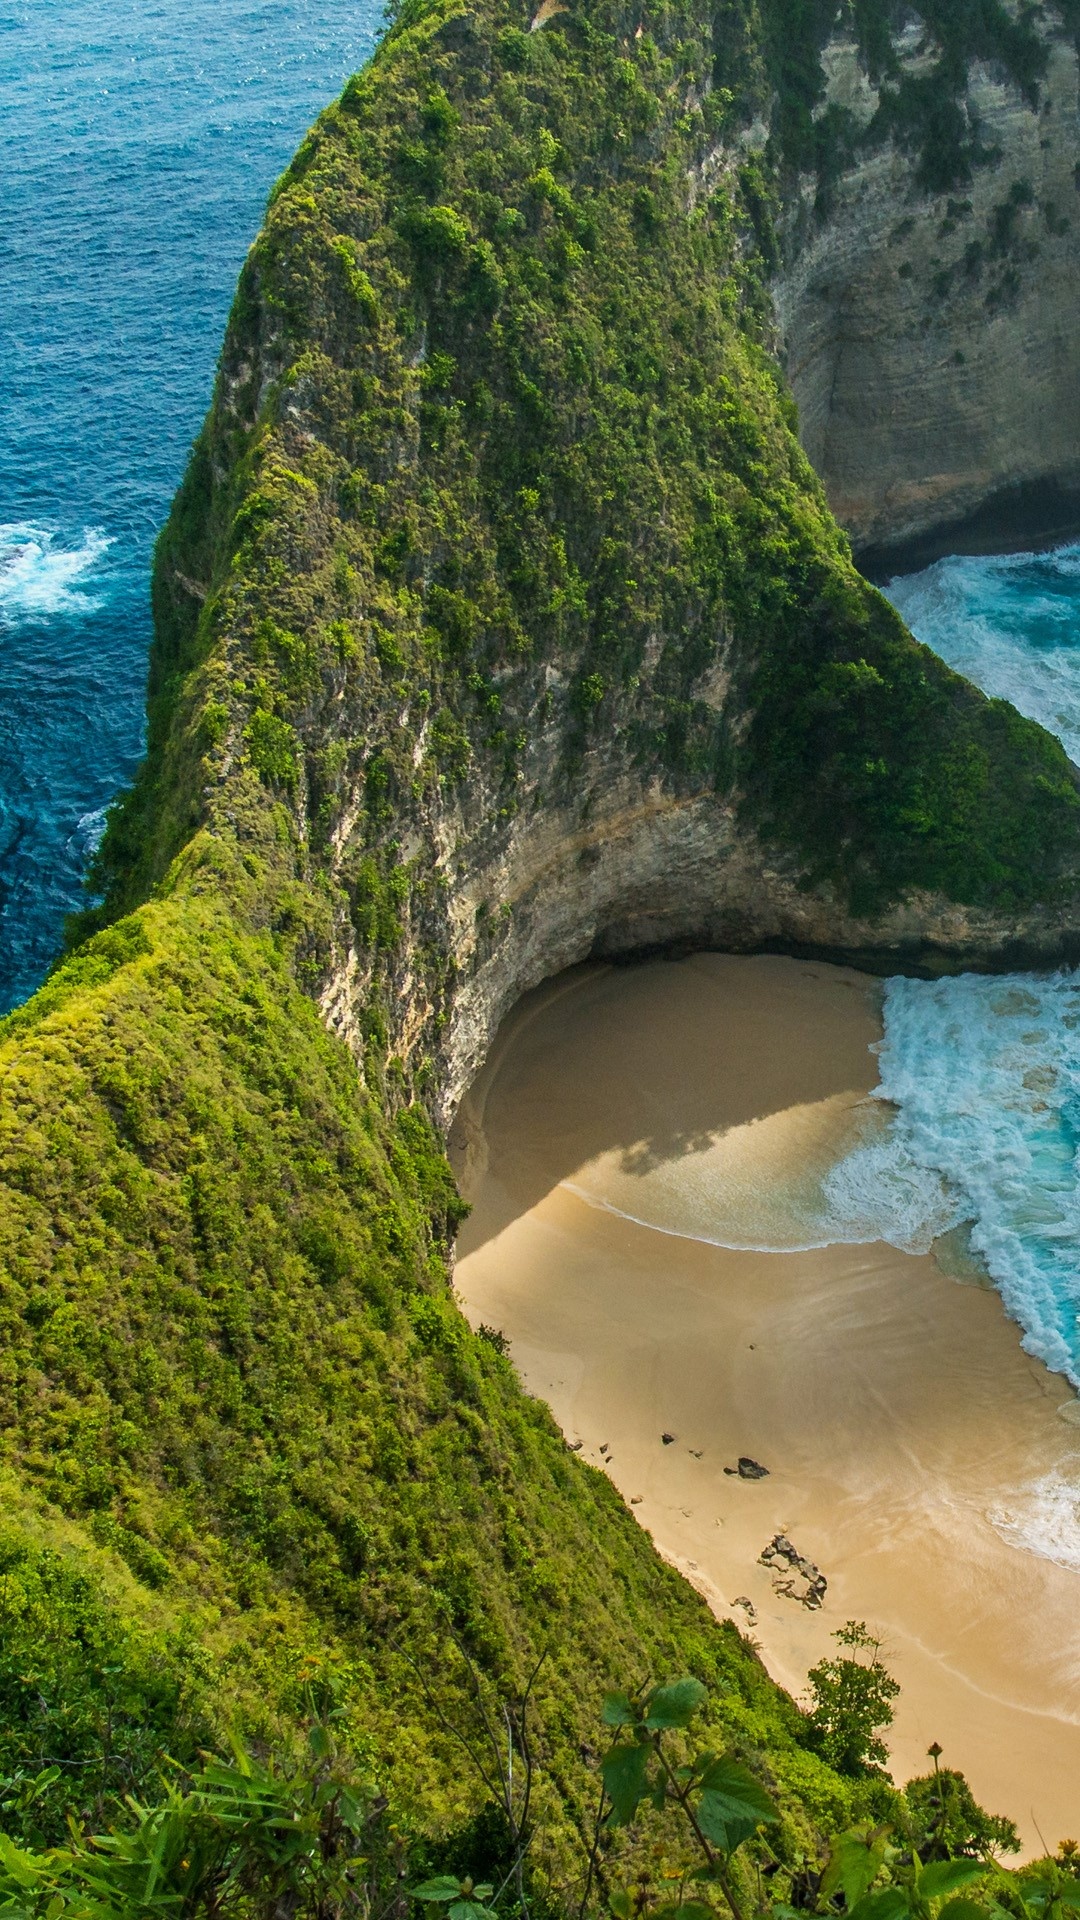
584, 1678, 777, 1920
804, 1625, 900, 1778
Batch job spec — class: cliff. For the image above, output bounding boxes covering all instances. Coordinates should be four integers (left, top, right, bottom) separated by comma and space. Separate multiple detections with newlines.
0, 0, 1079, 1882
771, 3, 1080, 563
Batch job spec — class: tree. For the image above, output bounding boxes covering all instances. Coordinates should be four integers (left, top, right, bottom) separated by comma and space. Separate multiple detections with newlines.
804, 1622, 900, 1776
903, 1755, 1020, 1861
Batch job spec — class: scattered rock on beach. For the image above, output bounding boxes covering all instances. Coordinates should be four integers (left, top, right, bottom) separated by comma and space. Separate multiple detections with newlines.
732, 1594, 758, 1626
759, 1532, 827, 1609
724, 1455, 769, 1479
661, 1431, 676, 1445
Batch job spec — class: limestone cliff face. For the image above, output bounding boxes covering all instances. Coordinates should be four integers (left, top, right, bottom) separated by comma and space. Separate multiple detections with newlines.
316, 661, 1080, 1131
773, 18, 1080, 563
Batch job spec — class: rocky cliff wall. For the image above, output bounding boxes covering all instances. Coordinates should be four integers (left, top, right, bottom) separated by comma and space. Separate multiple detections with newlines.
773, 15, 1080, 565
319, 684, 1080, 1130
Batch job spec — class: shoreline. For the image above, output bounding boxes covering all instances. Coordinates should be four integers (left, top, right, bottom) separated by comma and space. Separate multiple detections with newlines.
450, 954, 1080, 1856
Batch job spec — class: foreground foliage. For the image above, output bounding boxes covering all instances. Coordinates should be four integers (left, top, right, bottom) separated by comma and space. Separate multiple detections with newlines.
0, 1675, 1049, 1920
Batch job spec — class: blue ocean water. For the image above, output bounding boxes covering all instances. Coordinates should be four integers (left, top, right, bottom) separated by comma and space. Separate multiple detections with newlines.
0, 0, 381, 1012
887, 544, 1080, 762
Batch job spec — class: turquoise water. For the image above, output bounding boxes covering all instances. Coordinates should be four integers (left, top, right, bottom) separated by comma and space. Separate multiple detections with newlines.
0, 0, 380, 1011
887, 544, 1080, 762
836, 551, 1080, 1390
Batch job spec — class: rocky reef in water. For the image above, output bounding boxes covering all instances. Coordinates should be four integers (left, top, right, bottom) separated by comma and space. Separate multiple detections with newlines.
0, 0, 1078, 1883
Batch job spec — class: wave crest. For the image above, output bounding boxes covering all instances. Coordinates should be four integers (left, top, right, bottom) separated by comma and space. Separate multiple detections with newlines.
0, 522, 112, 620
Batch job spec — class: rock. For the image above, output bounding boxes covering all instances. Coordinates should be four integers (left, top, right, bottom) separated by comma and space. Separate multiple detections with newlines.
599, 1443, 609, 1455
736, 1456, 768, 1479
689, 1448, 703, 1458
661, 1432, 676, 1445
568, 1440, 582, 1451
759, 1532, 828, 1607
631, 1496, 642, 1505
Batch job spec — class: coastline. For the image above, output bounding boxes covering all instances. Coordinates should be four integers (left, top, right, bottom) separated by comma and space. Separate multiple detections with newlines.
451, 954, 1080, 1856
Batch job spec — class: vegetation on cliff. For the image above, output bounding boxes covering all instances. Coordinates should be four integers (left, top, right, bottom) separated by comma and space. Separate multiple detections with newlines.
1, 0, 1079, 1899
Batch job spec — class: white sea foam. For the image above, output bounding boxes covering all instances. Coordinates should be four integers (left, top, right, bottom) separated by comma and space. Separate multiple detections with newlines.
823, 970, 1080, 1385
66, 807, 109, 859
990, 1468, 1080, 1572
0, 522, 112, 619
865, 549, 1080, 1388
886, 543, 1080, 762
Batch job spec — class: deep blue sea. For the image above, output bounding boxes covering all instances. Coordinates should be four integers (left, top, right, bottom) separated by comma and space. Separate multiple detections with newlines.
0, 0, 381, 1011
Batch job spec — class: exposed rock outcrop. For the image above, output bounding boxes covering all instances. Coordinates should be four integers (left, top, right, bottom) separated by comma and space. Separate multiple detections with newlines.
774, 17, 1080, 564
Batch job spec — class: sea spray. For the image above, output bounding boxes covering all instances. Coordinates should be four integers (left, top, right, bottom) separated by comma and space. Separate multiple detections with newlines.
0, 524, 112, 621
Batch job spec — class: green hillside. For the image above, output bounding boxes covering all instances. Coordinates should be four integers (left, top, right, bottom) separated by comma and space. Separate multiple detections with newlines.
1, 0, 1076, 1904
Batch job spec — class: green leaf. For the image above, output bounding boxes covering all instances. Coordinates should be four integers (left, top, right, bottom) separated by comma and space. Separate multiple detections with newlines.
602, 1692, 636, 1728
819, 1827, 892, 1907
308, 1723, 332, 1760
919, 1861, 985, 1901
847, 1890, 911, 1920
0, 1834, 48, 1890
610, 1892, 633, 1920
654, 1903, 716, 1920
448, 1903, 499, 1920
1057, 1887, 1080, 1913
643, 1679, 707, 1730
694, 1759, 777, 1854
938, 1899, 992, 1920
602, 1742, 652, 1826
415, 1878, 470, 1903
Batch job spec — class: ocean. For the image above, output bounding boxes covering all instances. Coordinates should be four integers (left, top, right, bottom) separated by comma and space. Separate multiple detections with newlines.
0, 0, 380, 1012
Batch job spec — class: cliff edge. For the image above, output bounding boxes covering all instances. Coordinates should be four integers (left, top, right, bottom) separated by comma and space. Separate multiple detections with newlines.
770, 2, 1080, 562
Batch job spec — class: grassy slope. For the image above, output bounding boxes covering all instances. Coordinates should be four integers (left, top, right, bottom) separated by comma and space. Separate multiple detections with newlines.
0, 863, 863, 1886
0, 0, 1076, 1888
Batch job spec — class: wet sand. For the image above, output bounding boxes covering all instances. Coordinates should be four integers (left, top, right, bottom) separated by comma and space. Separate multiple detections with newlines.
450, 955, 1080, 1857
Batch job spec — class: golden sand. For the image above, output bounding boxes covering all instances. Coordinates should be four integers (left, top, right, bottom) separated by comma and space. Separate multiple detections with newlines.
450, 954, 1080, 1856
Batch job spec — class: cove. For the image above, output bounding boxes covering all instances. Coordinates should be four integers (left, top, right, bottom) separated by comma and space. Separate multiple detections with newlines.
452, 541, 1080, 1850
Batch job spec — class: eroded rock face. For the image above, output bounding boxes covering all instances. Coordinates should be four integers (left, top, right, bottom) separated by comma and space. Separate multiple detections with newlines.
316, 705, 1080, 1129
774, 25, 1080, 563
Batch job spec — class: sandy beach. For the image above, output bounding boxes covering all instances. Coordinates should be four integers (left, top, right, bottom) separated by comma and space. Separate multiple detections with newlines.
450, 954, 1080, 1857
